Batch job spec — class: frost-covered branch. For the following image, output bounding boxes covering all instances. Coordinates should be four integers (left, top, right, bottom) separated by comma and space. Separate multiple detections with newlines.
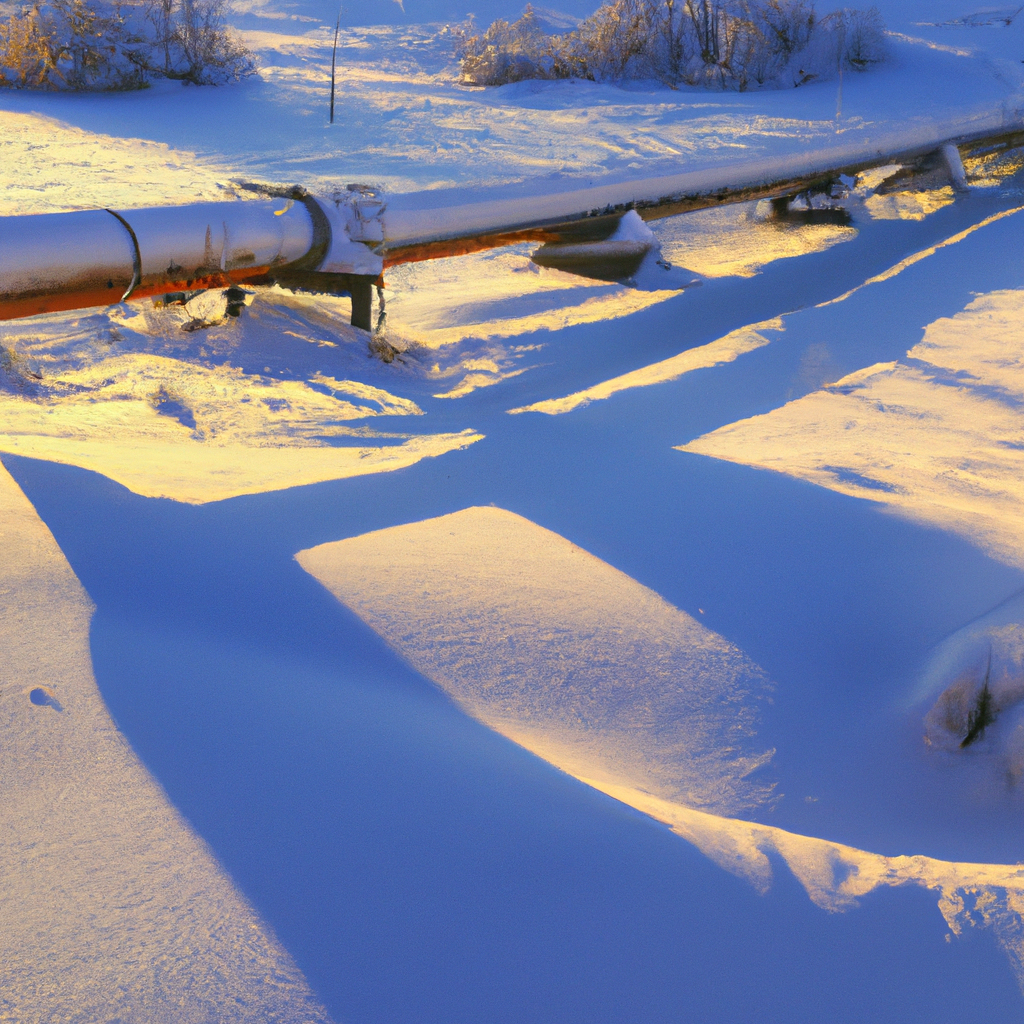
458, 1, 886, 89
0, 0, 254, 90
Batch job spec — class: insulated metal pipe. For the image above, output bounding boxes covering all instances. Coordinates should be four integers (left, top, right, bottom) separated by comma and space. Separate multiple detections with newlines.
379, 126, 1024, 265
126, 200, 316, 289
2, 122, 1020, 329
0, 210, 138, 319
0, 199, 319, 320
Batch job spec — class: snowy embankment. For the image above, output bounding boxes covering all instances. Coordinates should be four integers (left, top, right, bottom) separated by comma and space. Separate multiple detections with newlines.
5, 1, 1024, 1022
0, 460, 333, 1022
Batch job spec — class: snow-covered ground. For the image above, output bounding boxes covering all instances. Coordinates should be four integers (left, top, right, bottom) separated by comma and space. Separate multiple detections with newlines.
5, 1, 1024, 1021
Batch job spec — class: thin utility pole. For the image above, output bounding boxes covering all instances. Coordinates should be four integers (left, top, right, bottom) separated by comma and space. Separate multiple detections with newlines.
835, 21, 845, 127
329, 9, 340, 125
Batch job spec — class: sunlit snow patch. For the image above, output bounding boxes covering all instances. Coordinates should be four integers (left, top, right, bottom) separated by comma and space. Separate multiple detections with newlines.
0, 462, 333, 1023
509, 318, 783, 415
964, 144, 1024, 189
382, 243, 685, 397
863, 186, 957, 220
296, 505, 775, 816
0, 298, 479, 503
296, 505, 1024, 994
848, 163, 958, 220
0, 111, 235, 216
682, 289, 1024, 571
652, 202, 856, 278
383, 252, 679, 340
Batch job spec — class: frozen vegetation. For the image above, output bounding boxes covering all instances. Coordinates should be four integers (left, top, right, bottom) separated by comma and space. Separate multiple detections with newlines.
458, 0, 887, 88
0, 0, 254, 88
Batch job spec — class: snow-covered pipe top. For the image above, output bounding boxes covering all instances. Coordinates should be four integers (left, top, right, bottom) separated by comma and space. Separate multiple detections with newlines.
381, 110, 1024, 248
2, 110, 1023, 323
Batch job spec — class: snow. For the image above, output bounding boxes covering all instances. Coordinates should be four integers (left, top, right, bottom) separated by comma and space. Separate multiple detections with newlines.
296, 505, 775, 816
0, 300, 480, 502
0, 461, 331, 1022
653, 201, 856, 277
682, 282, 1024, 570
1, 5, 1022, 211
6, 0, 1024, 1020
508, 317, 784, 414
296, 503, 1024, 985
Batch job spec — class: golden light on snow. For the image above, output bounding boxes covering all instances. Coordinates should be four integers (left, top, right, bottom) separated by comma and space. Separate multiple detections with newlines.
383, 245, 681, 365
0, 352, 479, 503
653, 204, 855, 278
296, 506, 775, 816
863, 186, 956, 220
297, 506, 1024, 991
0, 462, 333, 1022
819, 206, 1024, 308
0, 297, 480, 504
0, 111, 234, 216
508, 319, 783, 416
682, 289, 1024, 571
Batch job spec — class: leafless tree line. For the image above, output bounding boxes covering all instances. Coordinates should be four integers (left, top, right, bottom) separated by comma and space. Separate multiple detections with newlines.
457, 0, 886, 89
0, 0, 254, 89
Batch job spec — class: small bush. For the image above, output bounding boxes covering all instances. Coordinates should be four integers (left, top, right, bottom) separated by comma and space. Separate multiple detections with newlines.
458, 0, 886, 90
0, 0, 254, 90
460, 7, 580, 85
0, 0, 143, 89
141, 0, 255, 84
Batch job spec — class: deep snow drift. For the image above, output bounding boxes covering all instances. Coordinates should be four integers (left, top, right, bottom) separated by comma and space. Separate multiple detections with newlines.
0, 461, 331, 1022
5, 1, 1024, 1021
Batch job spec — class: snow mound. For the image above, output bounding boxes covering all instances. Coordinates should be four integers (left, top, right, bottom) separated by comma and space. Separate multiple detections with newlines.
0, 461, 333, 1023
297, 505, 1024, 994
297, 505, 776, 816
919, 589, 1024, 781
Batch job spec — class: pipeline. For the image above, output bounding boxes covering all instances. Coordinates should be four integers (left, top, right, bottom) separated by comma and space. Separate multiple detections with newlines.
0, 185, 386, 330
2, 123, 1022, 330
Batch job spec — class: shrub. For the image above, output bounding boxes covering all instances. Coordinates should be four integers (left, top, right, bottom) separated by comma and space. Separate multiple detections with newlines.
0, 0, 254, 90
460, 7, 580, 86
458, 0, 886, 90
140, 0, 255, 84
0, 0, 146, 89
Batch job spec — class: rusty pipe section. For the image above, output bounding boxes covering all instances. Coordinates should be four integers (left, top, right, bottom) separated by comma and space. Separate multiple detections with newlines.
0, 190, 386, 327
1, 210, 139, 319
